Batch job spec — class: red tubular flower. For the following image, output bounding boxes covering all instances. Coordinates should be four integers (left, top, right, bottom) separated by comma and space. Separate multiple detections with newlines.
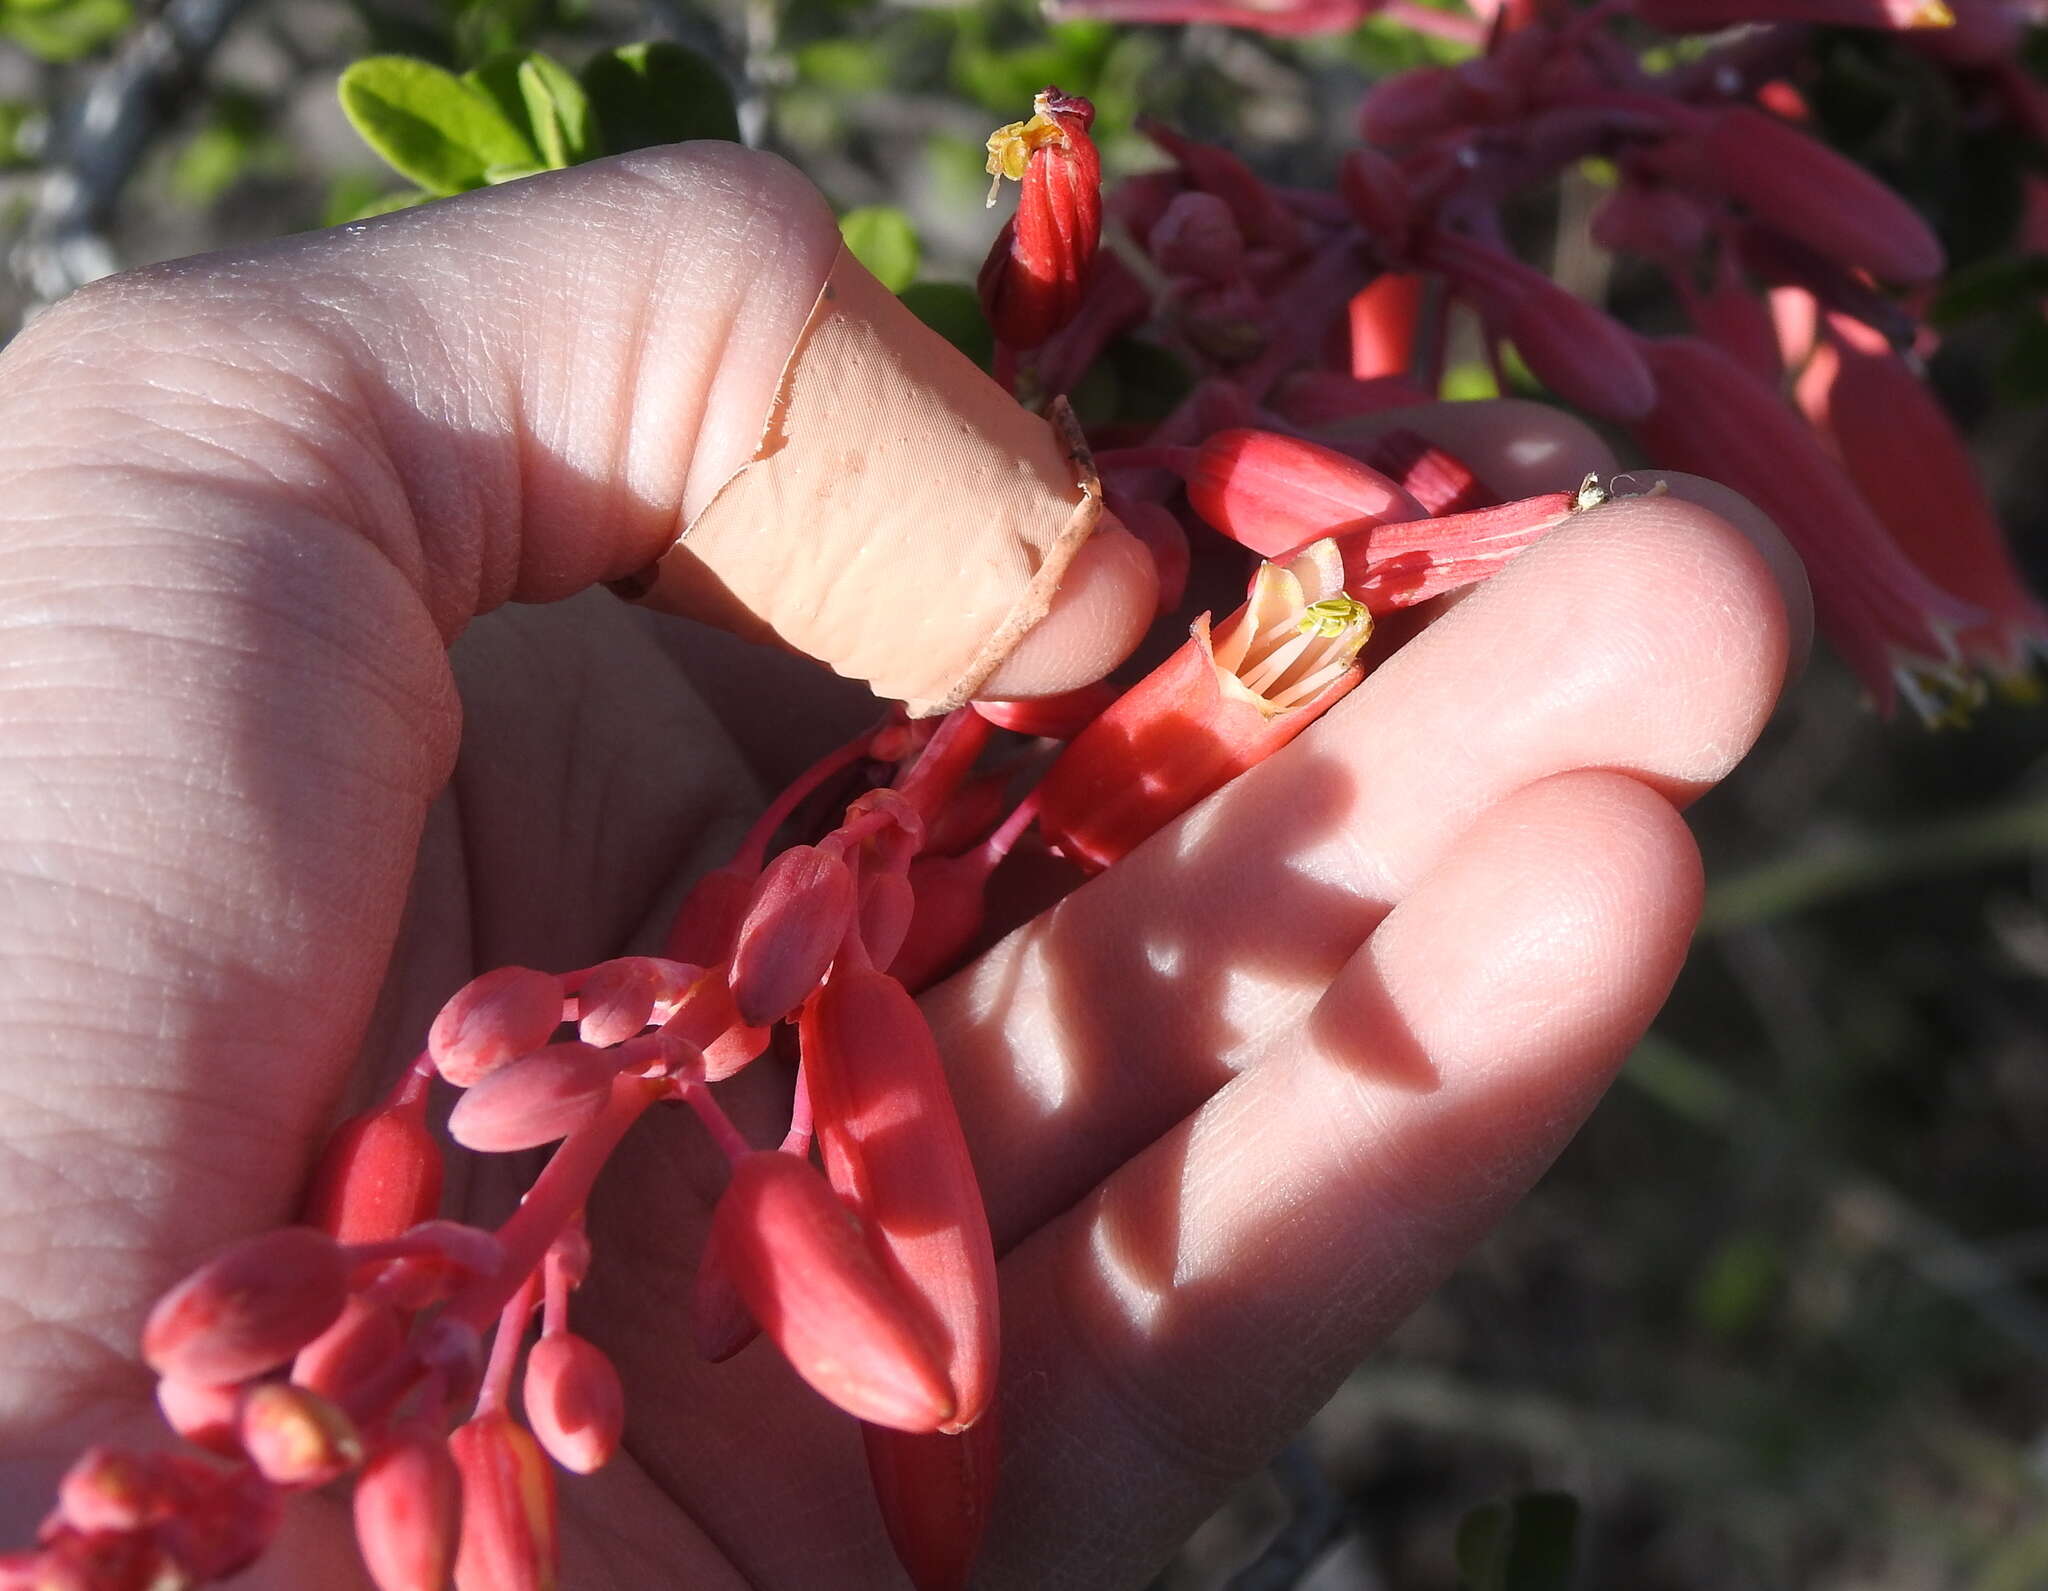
300, 1075, 442, 1244
1630, 335, 1978, 714
1669, 106, 1944, 285
863, 1416, 1002, 1591
1681, 245, 1784, 387
1348, 271, 1430, 382
449, 1412, 558, 1591
800, 967, 998, 1432
1185, 428, 1424, 556
1317, 488, 1578, 610
354, 1422, 462, 1591
1357, 428, 1495, 516
709, 1150, 956, 1432
978, 89, 1102, 350
973, 680, 1121, 740
1796, 315, 2048, 678
1037, 545, 1372, 872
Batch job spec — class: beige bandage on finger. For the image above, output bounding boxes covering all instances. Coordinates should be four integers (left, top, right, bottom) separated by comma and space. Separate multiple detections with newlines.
620, 246, 1107, 716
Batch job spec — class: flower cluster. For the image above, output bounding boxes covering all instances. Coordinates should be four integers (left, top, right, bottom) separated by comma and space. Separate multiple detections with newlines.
13, 0, 2048, 1576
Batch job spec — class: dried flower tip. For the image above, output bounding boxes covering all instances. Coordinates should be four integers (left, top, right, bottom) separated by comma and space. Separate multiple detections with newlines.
354, 1422, 462, 1591
429, 967, 566, 1088
522, 1333, 626, 1476
447, 1042, 632, 1154
240, 1381, 365, 1488
143, 1227, 351, 1386
451, 1412, 559, 1591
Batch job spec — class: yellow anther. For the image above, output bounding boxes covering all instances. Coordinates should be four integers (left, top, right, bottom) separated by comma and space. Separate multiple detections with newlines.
984, 96, 1069, 207
1297, 596, 1370, 638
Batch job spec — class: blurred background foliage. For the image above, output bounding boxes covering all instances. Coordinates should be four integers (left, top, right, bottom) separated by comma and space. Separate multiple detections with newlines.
2, 1, 2046, 1587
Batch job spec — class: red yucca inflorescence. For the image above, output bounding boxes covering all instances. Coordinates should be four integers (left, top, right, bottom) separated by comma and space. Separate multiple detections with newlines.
11, 0, 2045, 1577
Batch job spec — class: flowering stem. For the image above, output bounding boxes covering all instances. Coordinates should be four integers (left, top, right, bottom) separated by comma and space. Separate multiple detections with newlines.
474, 1270, 539, 1418
734, 719, 883, 872
678, 1079, 754, 1166
781, 1064, 815, 1157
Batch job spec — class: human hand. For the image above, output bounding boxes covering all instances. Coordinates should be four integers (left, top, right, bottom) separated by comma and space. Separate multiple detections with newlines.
0, 143, 1798, 1587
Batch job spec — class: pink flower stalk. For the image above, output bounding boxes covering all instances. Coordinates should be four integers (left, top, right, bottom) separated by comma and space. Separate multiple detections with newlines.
1037, 545, 1372, 872
449, 1411, 558, 1591
1633, 0, 1954, 30
142, 1227, 351, 1386
1795, 315, 2048, 677
1630, 335, 1979, 714
708, 1150, 956, 1432
979, 89, 1103, 351
799, 967, 1000, 1430
354, 1422, 462, 1591
863, 1416, 1002, 1591
428, 967, 565, 1088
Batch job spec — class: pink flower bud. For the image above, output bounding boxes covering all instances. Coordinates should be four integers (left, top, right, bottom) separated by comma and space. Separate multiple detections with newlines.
142, 1227, 351, 1386
917, 771, 1011, 856
429, 967, 565, 1088
354, 1422, 462, 1591
979, 89, 1103, 349
1348, 271, 1430, 382
450, 1412, 558, 1591
521, 1333, 625, 1475
1680, 106, 1944, 284
1147, 191, 1246, 283
239, 1381, 365, 1488
300, 1086, 443, 1244
574, 958, 661, 1046
858, 868, 917, 975
151, 1457, 281, 1581
691, 1239, 759, 1364
709, 1151, 955, 1432
293, 1294, 404, 1404
1339, 149, 1414, 256
1589, 179, 1709, 262
1685, 251, 1784, 387
727, 844, 858, 1026
1358, 65, 1478, 146
55, 1448, 167, 1533
156, 1376, 242, 1456
1138, 118, 1303, 256
447, 1043, 628, 1153
864, 1417, 1001, 1591
801, 968, 999, 1430
1185, 428, 1424, 556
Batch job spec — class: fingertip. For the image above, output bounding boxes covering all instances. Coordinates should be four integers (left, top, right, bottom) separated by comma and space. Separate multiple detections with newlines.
977, 519, 1158, 698
1636, 471, 1815, 677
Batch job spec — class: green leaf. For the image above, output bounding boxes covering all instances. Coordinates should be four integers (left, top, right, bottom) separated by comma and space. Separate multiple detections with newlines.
335, 188, 435, 224
898, 283, 994, 369
0, 0, 130, 62
518, 52, 598, 167
1456, 1493, 1581, 1591
795, 39, 891, 93
1930, 254, 2048, 326
580, 42, 740, 153
337, 55, 538, 196
840, 206, 920, 293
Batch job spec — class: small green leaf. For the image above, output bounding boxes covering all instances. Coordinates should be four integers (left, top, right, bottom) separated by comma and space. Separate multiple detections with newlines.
0, 0, 130, 62
338, 55, 538, 196
1930, 254, 2048, 326
520, 53, 598, 167
840, 206, 920, 294
336, 188, 434, 223
581, 42, 740, 153
1456, 1493, 1581, 1591
898, 282, 995, 369
483, 162, 548, 184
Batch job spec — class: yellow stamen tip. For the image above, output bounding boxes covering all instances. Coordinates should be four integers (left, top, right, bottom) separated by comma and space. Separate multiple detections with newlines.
1908, 0, 1954, 27
1297, 595, 1370, 638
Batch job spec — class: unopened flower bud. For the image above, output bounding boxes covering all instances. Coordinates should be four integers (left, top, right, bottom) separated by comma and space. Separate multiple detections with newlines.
710, 1151, 955, 1432
1589, 178, 1709, 261
447, 1043, 629, 1154
661, 862, 757, 967
521, 1333, 625, 1475
864, 1418, 1001, 1591
354, 1422, 462, 1591
973, 680, 1121, 740
300, 1084, 443, 1244
1339, 149, 1415, 256
157, 1375, 242, 1456
239, 1381, 365, 1488
1348, 270, 1430, 382
450, 1411, 558, 1591
727, 844, 858, 1026
429, 967, 565, 1088
55, 1448, 166, 1533
1185, 428, 1423, 556
143, 1227, 351, 1386
574, 958, 662, 1047
1147, 191, 1245, 283
293, 1295, 404, 1404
